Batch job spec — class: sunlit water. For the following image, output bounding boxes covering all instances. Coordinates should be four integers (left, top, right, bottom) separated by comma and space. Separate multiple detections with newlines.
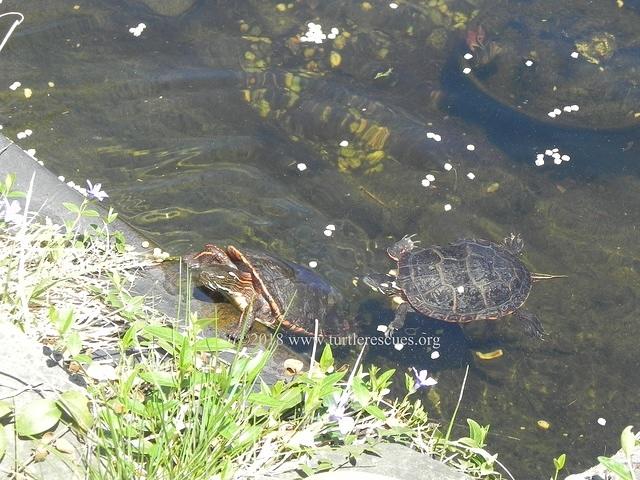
1, 0, 639, 477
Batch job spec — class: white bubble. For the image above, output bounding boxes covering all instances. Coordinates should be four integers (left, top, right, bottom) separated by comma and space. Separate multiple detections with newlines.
444, 163, 452, 171
466, 144, 475, 151
548, 112, 557, 118
570, 51, 579, 59
466, 172, 476, 180
296, 162, 307, 171
456, 285, 465, 293
431, 350, 440, 359
339, 140, 349, 147
308, 260, 318, 268
376, 324, 388, 333
571, 105, 579, 111
462, 67, 472, 75
425, 174, 435, 182
393, 342, 404, 351
597, 417, 606, 426
563, 106, 572, 113
553, 108, 562, 115
535, 158, 544, 167
325, 224, 336, 231
524, 59, 534, 67
421, 179, 431, 187
389, 2, 399, 9
9, 81, 21, 91
323, 229, 333, 237
463, 53, 473, 60
444, 204, 452, 212
554, 157, 562, 165
561, 154, 570, 161
330, 27, 339, 35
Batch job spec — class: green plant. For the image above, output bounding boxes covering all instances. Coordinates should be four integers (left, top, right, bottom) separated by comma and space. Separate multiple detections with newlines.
551, 453, 566, 480
598, 426, 638, 480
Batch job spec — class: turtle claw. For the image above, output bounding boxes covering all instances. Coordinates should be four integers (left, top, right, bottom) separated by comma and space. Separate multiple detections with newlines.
387, 235, 419, 260
503, 233, 525, 256
383, 324, 397, 339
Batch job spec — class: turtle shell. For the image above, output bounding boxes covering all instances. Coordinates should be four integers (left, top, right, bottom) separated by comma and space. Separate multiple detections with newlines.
227, 246, 348, 336
395, 239, 532, 323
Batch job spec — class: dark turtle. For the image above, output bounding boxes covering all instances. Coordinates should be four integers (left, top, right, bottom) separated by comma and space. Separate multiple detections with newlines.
187, 244, 348, 338
364, 234, 563, 338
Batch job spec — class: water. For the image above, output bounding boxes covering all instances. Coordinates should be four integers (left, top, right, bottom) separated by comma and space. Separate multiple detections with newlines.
1, 0, 639, 477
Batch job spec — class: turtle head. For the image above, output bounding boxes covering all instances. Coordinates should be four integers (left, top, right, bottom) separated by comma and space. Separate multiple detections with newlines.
387, 235, 418, 260
187, 244, 236, 270
200, 266, 254, 311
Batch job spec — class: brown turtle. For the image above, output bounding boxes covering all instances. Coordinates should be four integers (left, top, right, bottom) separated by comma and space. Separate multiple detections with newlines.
364, 234, 563, 338
188, 244, 348, 338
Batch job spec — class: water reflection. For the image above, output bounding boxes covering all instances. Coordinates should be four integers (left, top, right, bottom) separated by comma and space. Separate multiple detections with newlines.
1, 0, 639, 477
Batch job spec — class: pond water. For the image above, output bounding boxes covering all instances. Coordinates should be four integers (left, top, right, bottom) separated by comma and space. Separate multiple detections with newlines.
1, 0, 639, 477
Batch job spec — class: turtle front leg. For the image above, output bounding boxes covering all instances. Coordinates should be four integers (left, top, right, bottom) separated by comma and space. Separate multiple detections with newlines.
228, 295, 258, 341
515, 310, 545, 340
386, 300, 413, 337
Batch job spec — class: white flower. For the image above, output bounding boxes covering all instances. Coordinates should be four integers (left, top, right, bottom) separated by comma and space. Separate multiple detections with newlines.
86, 180, 109, 201
327, 392, 355, 435
411, 367, 438, 390
1, 198, 22, 223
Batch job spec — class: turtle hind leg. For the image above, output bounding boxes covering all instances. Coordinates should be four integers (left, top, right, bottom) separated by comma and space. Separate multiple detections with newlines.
386, 301, 413, 337
515, 310, 545, 340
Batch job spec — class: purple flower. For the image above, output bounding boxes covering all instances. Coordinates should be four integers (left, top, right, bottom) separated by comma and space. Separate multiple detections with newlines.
1, 198, 22, 224
86, 180, 108, 201
412, 367, 437, 390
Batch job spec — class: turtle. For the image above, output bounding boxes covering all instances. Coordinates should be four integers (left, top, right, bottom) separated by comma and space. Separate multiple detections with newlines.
364, 234, 564, 338
187, 244, 348, 338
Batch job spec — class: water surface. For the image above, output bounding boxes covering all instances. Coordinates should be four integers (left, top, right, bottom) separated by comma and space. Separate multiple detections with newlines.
1, 0, 639, 477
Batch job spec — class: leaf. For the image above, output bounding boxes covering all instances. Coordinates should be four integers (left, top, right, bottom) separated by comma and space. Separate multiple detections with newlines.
58, 391, 93, 432
0, 401, 12, 419
15, 399, 61, 436
106, 208, 118, 224
139, 370, 178, 388
376, 369, 396, 388
0, 424, 6, 460
249, 387, 302, 410
80, 209, 100, 218
620, 425, 636, 458
319, 345, 334, 371
63, 202, 81, 214
65, 331, 83, 357
193, 337, 235, 352
364, 404, 386, 420
467, 418, 488, 447
351, 376, 371, 407
598, 456, 632, 480
142, 325, 186, 346
553, 453, 566, 470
